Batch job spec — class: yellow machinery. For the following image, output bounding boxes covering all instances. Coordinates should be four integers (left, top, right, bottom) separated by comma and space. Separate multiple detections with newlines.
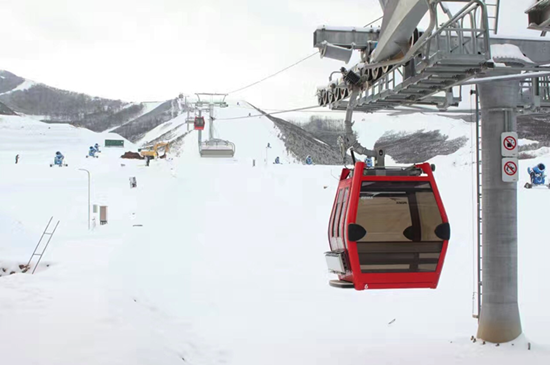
139, 142, 170, 159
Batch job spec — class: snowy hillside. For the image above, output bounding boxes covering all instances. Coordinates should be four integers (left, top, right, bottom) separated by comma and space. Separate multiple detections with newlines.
0, 115, 136, 165
0, 70, 173, 133
1, 110, 550, 365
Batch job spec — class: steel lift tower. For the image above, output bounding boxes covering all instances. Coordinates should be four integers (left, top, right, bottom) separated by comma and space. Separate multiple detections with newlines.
195, 93, 235, 158
171, 93, 187, 119
313, 0, 550, 343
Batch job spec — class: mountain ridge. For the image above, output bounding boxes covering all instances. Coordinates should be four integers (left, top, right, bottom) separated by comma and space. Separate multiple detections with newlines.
0, 70, 170, 133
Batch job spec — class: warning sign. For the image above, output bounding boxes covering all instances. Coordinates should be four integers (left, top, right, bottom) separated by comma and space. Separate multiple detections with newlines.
504, 161, 517, 175
501, 132, 518, 157
502, 158, 519, 182
503, 136, 516, 150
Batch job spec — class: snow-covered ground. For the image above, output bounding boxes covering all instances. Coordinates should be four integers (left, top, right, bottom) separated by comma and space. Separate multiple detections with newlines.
1, 105, 550, 365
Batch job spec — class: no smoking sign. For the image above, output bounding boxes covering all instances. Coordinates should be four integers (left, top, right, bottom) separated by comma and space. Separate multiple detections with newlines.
502, 158, 519, 182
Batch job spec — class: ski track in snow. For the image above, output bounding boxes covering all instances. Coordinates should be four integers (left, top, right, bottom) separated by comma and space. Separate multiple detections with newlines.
1, 103, 550, 365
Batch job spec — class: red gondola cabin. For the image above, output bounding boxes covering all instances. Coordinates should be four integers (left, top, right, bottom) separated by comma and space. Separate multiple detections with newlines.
194, 117, 205, 130
325, 161, 450, 290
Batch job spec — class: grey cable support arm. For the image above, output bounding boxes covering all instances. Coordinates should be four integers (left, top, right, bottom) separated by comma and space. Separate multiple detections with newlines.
340, 88, 377, 158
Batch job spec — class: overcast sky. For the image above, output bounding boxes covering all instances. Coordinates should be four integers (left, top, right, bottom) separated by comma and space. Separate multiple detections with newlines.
0, 0, 540, 109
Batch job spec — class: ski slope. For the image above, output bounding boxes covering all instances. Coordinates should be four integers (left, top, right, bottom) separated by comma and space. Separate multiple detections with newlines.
1, 109, 550, 365
139, 112, 191, 145
0, 79, 37, 96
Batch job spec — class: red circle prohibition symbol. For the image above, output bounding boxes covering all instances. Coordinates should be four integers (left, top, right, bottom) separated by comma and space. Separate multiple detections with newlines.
504, 161, 517, 176
503, 136, 517, 150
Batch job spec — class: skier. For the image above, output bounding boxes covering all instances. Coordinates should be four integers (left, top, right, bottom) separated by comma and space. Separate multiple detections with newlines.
51, 151, 66, 167
525, 163, 548, 188
305, 155, 313, 165
87, 146, 97, 158
94, 143, 101, 153
274, 156, 280, 164
15, 154, 19, 164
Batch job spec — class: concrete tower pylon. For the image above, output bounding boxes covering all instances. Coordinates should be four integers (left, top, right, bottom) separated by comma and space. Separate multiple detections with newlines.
476, 72, 522, 343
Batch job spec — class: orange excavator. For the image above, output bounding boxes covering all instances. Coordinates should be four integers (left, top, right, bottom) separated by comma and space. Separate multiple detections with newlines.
139, 142, 170, 159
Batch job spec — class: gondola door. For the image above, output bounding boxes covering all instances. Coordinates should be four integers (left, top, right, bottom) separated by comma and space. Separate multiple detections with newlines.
325, 169, 354, 288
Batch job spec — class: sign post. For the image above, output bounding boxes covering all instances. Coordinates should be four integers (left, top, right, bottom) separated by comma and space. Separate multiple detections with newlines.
78, 168, 91, 230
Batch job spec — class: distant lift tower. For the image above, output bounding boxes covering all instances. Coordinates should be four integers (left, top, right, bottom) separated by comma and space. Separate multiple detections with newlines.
195, 93, 235, 158
171, 93, 186, 119
313, 0, 550, 343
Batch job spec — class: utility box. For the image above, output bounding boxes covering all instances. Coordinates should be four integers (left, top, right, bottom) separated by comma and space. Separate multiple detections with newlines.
526, 0, 550, 32
100, 206, 108, 225
105, 139, 125, 148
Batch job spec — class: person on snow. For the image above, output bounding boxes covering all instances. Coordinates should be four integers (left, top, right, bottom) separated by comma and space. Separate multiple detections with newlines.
94, 143, 101, 153
274, 156, 280, 164
528, 163, 546, 185
365, 157, 373, 168
88, 146, 97, 158
54, 151, 64, 166
15, 154, 19, 164
305, 155, 313, 165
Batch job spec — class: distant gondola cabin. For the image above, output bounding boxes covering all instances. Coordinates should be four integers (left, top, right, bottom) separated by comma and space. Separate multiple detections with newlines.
194, 117, 205, 130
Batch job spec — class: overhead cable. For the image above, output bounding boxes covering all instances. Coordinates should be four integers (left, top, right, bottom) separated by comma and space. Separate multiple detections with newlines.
226, 51, 320, 95
216, 105, 321, 121
363, 15, 383, 28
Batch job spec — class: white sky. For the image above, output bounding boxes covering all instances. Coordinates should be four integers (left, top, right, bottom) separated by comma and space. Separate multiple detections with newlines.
0, 0, 540, 109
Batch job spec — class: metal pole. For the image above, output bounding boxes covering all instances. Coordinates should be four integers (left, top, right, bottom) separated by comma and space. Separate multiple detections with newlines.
198, 109, 203, 151
474, 85, 482, 320
476, 75, 522, 343
341, 87, 377, 160
209, 103, 214, 140
78, 169, 90, 230
265, 144, 271, 166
